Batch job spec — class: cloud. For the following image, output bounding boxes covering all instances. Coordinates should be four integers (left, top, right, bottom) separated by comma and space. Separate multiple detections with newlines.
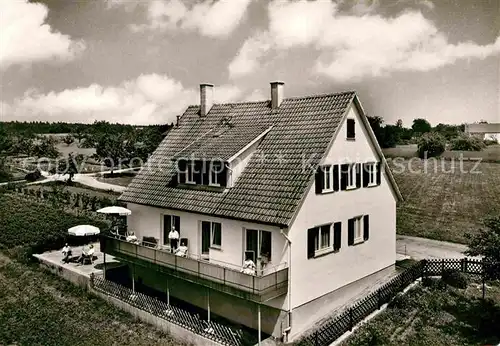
244, 89, 267, 101
228, 0, 500, 81
119, 0, 252, 38
0, 0, 85, 70
1, 76, 246, 124
228, 32, 272, 78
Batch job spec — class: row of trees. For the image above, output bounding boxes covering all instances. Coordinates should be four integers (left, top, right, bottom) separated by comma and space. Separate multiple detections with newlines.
367, 117, 468, 149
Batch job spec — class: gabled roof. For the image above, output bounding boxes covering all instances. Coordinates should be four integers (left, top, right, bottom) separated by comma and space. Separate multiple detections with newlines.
120, 91, 401, 227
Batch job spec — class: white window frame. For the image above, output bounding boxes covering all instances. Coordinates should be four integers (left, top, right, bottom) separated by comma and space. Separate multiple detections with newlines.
314, 224, 332, 256
210, 221, 222, 248
367, 163, 377, 187
322, 165, 333, 192
186, 161, 195, 184
353, 216, 364, 244
347, 164, 356, 190
209, 162, 221, 187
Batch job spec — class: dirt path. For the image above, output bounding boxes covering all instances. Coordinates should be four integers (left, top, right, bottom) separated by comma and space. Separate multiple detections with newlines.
396, 235, 473, 260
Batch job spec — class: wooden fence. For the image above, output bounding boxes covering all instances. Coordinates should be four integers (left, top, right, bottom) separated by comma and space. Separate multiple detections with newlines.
297, 258, 498, 346
90, 273, 244, 346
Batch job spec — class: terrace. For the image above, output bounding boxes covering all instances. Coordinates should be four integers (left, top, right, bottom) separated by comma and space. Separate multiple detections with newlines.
100, 234, 289, 303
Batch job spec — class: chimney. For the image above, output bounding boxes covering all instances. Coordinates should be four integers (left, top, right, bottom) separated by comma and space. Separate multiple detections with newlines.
200, 83, 214, 117
270, 81, 284, 109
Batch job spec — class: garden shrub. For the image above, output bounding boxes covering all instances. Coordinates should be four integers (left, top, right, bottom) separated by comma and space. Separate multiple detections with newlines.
450, 134, 486, 151
387, 292, 409, 309
25, 169, 42, 182
417, 133, 446, 159
422, 276, 443, 288
441, 269, 468, 289
483, 139, 498, 146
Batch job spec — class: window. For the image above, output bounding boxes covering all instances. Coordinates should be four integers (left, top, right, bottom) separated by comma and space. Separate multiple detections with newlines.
347, 164, 356, 189
201, 221, 222, 250
211, 222, 222, 247
362, 162, 381, 188
347, 118, 355, 139
163, 214, 180, 245
209, 161, 222, 186
348, 215, 369, 246
323, 166, 332, 192
307, 222, 342, 258
245, 229, 271, 263
186, 161, 195, 184
315, 165, 339, 194
367, 163, 377, 186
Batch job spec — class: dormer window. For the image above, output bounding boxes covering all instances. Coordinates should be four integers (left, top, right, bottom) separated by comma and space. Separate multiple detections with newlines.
209, 161, 222, 186
177, 159, 227, 188
186, 161, 195, 184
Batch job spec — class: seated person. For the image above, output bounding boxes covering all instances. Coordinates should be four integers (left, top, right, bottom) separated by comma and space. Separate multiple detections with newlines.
126, 231, 138, 243
61, 243, 72, 263
175, 240, 188, 257
241, 257, 256, 276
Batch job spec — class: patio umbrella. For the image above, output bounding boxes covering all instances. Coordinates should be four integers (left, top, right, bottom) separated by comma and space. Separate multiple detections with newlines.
68, 225, 101, 236
97, 206, 132, 216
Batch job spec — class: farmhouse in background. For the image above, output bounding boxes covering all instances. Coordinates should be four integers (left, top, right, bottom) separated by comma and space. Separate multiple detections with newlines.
465, 123, 500, 143
101, 82, 403, 341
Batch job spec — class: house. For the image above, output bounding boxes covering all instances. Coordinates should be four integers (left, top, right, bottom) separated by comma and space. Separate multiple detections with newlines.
101, 82, 403, 342
465, 123, 500, 143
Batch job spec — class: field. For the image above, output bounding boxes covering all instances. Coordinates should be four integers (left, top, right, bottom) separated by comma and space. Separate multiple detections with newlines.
0, 254, 181, 346
391, 159, 500, 244
342, 282, 500, 346
383, 144, 500, 162
0, 193, 182, 346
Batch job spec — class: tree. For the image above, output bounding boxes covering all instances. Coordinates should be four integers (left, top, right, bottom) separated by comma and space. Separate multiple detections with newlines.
55, 153, 84, 183
417, 132, 446, 158
94, 134, 127, 174
466, 216, 500, 279
31, 137, 60, 159
412, 118, 432, 136
396, 119, 403, 128
62, 134, 75, 146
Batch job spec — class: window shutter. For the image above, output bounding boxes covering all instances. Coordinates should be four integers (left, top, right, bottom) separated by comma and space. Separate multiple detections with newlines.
219, 163, 228, 187
340, 164, 349, 191
376, 162, 382, 185
177, 160, 186, 184
355, 163, 361, 188
348, 219, 354, 246
315, 166, 324, 194
333, 222, 342, 251
307, 228, 317, 259
347, 119, 355, 139
363, 215, 369, 240
194, 160, 203, 184
362, 163, 369, 187
333, 165, 340, 191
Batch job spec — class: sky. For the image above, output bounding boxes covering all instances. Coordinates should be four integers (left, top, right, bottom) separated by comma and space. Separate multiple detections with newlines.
0, 0, 499, 126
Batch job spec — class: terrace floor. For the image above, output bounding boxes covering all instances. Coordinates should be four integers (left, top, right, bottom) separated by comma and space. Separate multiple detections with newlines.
33, 242, 121, 280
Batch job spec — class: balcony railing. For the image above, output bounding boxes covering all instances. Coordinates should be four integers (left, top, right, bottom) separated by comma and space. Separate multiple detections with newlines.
101, 235, 288, 302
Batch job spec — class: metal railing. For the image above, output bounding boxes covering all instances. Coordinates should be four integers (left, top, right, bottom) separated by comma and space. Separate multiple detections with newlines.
101, 235, 289, 301
90, 273, 244, 346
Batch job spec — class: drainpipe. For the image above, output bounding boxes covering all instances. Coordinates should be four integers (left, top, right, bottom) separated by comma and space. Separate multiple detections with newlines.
280, 228, 292, 340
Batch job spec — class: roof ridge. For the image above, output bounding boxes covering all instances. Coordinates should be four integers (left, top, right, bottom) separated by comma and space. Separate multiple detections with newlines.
184, 90, 357, 109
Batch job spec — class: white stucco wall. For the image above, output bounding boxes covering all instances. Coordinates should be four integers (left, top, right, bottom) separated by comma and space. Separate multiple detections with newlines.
288, 104, 397, 309
126, 203, 288, 271
228, 140, 259, 187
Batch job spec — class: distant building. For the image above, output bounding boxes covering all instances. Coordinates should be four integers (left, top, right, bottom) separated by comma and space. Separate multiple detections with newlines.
101, 82, 403, 341
465, 123, 500, 143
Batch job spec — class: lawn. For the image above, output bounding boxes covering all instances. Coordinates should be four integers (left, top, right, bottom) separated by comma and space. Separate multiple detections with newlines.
0, 254, 182, 346
383, 144, 500, 162
390, 159, 500, 244
342, 282, 500, 346
0, 194, 109, 256
0, 194, 183, 346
